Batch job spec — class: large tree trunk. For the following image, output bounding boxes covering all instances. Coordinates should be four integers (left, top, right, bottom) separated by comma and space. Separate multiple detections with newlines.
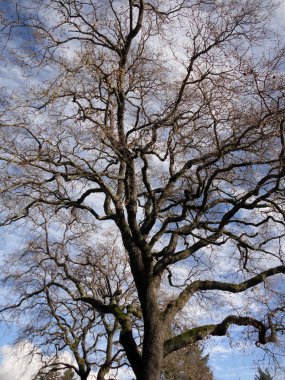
140, 282, 165, 380
122, 239, 165, 380
141, 316, 164, 380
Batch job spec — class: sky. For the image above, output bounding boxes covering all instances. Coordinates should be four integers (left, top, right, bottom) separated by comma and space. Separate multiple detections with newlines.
1, 1, 285, 380
206, 338, 283, 380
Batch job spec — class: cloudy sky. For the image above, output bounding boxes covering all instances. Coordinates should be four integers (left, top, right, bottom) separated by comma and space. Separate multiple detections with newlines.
1, 1, 285, 380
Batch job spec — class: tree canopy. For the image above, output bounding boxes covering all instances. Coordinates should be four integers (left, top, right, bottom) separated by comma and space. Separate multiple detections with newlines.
1, 1, 285, 380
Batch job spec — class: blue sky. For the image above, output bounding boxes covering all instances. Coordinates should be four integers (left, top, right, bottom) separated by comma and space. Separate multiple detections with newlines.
1, 1, 285, 380
207, 338, 280, 380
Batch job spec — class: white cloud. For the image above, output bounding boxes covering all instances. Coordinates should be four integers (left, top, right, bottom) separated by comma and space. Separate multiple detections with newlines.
0, 343, 131, 380
0, 343, 41, 380
0, 343, 79, 380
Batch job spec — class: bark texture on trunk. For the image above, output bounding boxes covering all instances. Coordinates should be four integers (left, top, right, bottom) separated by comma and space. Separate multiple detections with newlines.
140, 282, 165, 380
141, 318, 164, 380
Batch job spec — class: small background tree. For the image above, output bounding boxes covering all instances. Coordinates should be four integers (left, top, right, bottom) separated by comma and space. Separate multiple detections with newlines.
254, 367, 273, 380
38, 367, 76, 380
61, 368, 76, 380
162, 344, 213, 380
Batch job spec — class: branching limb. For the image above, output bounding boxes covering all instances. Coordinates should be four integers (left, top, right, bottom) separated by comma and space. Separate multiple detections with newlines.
163, 265, 285, 322
164, 315, 269, 357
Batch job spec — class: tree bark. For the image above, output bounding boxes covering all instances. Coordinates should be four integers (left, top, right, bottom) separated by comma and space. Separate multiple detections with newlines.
140, 281, 165, 380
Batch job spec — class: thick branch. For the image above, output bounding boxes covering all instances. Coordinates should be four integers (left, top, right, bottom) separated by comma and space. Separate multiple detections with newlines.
164, 265, 285, 322
164, 315, 267, 357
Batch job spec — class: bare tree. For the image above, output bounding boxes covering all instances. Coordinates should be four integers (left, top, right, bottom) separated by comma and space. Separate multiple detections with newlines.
1, 1, 285, 380
1, 221, 131, 380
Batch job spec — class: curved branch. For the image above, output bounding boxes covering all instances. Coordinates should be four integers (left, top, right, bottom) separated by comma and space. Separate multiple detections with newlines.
164, 315, 268, 357
164, 265, 285, 321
